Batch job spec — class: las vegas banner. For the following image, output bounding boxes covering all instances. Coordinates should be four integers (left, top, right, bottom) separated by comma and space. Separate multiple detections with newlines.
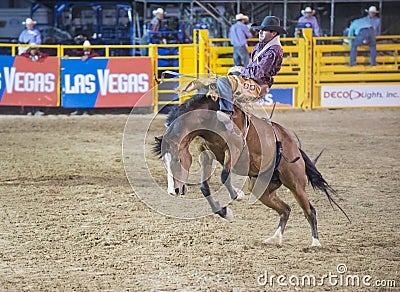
61, 58, 153, 108
0, 56, 59, 106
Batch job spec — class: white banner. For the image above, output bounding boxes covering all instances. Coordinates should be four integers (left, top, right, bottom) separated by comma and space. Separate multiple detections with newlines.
321, 85, 400, 107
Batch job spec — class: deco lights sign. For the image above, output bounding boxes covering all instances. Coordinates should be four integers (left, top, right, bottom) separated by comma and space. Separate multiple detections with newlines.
321, 85, 400, 107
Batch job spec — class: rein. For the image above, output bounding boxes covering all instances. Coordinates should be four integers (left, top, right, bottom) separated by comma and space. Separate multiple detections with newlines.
240, 112, 251, 149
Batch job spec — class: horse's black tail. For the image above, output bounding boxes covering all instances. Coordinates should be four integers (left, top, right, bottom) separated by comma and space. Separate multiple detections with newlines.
300, 149, 351, 223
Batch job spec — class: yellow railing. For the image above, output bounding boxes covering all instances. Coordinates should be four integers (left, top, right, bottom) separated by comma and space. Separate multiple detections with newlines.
0, 43, 62, 56
1, 30, 399, 111
312, 35, 400, 108
150, 43, 196, 113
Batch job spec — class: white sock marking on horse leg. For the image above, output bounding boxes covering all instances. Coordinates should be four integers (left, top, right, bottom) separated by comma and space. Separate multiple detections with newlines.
233, 187, 245, 201
224, 207, 234, 222
311, 237, 321, 247
264, 226, 283, 246
164, 153, 175, 195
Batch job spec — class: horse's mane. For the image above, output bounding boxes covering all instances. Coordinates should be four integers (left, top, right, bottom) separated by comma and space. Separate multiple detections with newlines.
165, 93, 211, 127
154, 93, 214, 158
153, 136, 163, 158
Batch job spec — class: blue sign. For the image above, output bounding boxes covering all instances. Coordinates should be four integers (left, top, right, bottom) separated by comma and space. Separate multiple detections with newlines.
0, 56, 17, 103
61, 58, 109, 108
260, 88, 294, 107
61, 58, 152, 108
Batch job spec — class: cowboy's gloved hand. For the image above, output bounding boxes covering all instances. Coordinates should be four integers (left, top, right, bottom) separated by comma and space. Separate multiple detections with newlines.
259, 85, 270, 98
227, 66, 244, 75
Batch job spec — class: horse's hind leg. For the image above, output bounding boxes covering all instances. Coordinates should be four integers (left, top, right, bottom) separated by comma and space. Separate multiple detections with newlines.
296, 190, 320, 246
293, 189, 320, 247
281, 173, 321, 247
249, 177, 290, 246
199, 150, 233, 222
260, 191, 291, 246
308, 203, 320, 246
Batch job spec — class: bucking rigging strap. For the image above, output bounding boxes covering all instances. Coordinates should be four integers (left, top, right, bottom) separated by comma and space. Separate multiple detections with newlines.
270, 123, 300, 170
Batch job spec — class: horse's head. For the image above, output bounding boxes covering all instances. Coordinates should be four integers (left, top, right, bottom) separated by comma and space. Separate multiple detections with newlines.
154, 135, 192, 196
153, 92, 220, 196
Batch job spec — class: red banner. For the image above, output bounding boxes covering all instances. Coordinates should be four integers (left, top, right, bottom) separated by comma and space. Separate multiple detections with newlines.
0, 56, 59, 106
94, 58, 153, 107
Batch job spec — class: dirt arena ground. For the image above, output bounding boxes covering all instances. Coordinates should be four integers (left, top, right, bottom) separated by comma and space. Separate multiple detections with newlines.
0, 108, 398, 291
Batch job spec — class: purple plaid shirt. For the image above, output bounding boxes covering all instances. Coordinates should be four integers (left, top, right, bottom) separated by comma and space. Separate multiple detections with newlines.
240, 42, 283, 87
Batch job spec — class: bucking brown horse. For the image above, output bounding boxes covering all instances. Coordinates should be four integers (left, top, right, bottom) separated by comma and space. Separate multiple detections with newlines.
154, 91, 349, 247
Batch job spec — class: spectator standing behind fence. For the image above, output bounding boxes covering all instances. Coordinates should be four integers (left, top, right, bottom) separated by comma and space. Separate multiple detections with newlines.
18, 18, 42, 55
365, 5, 381, 35
229, 13, 252, 67
150, 8, 165, 32
348, 6, 380, 66
19, 19, 45, 116
297, 7, 321, 37
139, 7, 165, 54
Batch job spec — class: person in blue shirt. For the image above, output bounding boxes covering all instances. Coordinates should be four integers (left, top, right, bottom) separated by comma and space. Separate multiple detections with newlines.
18, 18, 42, 55
229, 13, 253, 67
348, 6, 381, 66
297, 7, 321, 37
364, 5, 381, 35
18, 18, 45, 116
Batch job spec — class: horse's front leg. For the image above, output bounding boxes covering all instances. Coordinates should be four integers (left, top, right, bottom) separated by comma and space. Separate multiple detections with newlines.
221, 151, 245, 201
221, 169, 245, 201
199, 150, 233, 222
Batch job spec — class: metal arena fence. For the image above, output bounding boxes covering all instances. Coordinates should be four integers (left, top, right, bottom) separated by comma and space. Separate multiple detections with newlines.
0, 29, 399, 112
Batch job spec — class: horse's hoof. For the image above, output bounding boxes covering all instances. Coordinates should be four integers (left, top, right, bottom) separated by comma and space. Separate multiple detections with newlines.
224, 207, 234, 222
263, 227, 283, 246
263, 236, 282, 246
234, 188, 245, 201
311, 237, 321, 247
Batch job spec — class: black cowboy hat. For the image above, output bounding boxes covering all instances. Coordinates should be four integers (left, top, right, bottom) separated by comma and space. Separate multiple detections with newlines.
252, 16, 287, 35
